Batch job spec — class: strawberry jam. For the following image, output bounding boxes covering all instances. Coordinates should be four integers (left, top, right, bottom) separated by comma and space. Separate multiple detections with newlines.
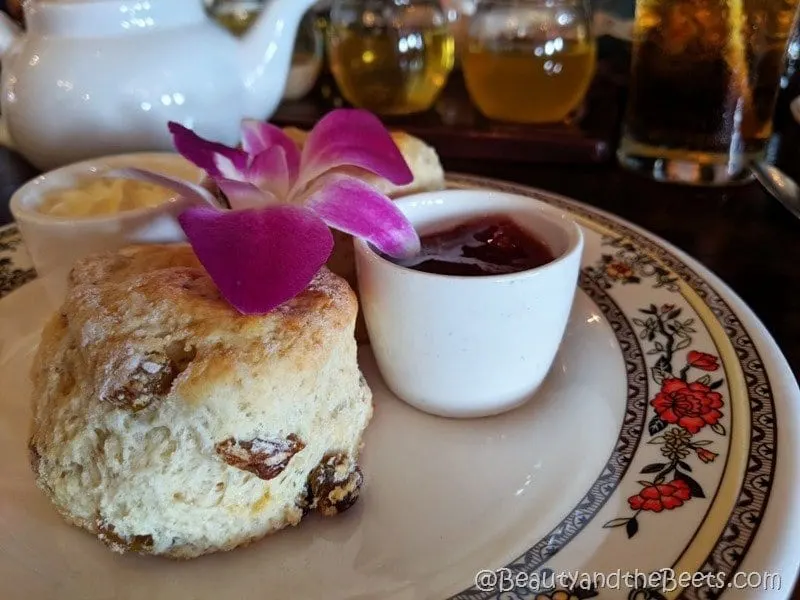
396, 216, 555, 276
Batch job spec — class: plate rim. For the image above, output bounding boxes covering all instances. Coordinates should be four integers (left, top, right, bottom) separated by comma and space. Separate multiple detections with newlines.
444, 173, 800, 599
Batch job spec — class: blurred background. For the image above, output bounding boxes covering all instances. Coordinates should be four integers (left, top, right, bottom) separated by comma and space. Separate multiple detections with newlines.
0, 0, 639, 165
1, 0, 800, 184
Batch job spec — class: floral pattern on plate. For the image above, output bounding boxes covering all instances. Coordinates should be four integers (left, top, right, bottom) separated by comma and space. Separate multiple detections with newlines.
447, 175, 773, 600
603, 304, 727, 538
0, 224, 36, 297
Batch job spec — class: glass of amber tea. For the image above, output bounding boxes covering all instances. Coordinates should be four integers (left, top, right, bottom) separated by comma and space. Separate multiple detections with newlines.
462, 0, 597, 124
326, 0, 456, 116
619, 0, 800, 185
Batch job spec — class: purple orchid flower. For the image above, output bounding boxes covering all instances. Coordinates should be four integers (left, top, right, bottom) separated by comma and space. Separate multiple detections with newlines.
114, 109, 421, 316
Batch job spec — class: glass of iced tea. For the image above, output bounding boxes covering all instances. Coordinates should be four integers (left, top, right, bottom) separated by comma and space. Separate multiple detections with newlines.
461, 0, 597, 124
618, 0, 800, 185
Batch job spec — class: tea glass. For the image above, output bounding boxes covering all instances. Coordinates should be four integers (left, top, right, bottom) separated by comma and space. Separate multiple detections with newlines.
462, 0, 596, 124
326, 0, 456, 115
618, 0, 800, 185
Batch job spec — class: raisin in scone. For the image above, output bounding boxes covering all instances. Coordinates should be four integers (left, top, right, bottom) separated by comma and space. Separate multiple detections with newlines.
28, 244, 373, 559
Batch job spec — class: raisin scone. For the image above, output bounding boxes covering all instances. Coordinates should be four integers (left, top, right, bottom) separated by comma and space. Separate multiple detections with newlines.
284, 127, 446, 199
28, 244, 373, 559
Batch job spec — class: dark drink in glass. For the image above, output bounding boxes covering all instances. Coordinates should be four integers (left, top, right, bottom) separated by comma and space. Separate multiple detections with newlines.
618, 0, 800, 185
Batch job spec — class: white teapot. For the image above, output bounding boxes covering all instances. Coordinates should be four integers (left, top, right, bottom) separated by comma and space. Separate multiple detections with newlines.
0, 0, 318, 171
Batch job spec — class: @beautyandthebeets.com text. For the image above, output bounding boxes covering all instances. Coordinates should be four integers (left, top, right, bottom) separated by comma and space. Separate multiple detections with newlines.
473, 568, 783, 593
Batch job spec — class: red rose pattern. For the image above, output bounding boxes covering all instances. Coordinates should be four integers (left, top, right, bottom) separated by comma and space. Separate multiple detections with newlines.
600, 296, 726, 535
686, 351, 720, 371
651, 378, 724, 434
628, 480, 692, 512
605, 262, 635, 280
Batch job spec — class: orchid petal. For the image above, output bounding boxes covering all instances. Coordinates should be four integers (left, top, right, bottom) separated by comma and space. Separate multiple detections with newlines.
214, 153, 248, 181
168, 121, 248, 180
296, 109, 414, 191
178, 205, 334, 315
304, 173, 420, 259
245, 146, 292, 199
240, 119, 301, 183
104, 167, 222, 209
216, 178, 279, 211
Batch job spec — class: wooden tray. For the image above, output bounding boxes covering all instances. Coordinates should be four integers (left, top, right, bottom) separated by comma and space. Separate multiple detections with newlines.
272, 58, 626, 165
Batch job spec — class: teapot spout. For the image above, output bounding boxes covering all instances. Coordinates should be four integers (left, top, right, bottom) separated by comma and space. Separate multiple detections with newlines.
239, 0, 319, 120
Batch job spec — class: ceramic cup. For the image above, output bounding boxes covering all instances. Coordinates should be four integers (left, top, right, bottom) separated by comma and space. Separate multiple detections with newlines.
9, 152, 206, 302
354, 189, 584, 419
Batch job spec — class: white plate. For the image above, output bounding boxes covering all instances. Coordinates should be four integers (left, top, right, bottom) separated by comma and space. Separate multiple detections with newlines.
0, 175, 798, 600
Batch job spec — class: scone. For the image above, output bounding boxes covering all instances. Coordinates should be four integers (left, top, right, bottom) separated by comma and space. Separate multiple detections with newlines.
285, 127, 446, 343
284, 127, 446, 198
28, 244, 373, 559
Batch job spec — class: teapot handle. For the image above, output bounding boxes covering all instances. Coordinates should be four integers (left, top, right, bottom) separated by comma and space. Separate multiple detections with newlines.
0, 116, 13, 149
0, 11, 22, 149
0, 11, 21, 57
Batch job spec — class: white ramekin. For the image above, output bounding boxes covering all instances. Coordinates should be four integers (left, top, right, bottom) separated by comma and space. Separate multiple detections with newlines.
354, 189, 584, 419
10, 152, 206, 301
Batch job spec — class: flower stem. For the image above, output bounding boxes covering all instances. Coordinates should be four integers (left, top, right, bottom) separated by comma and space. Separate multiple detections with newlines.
679, 364, 691, 381
655, 459, 678, 483
655, 314, 676, 372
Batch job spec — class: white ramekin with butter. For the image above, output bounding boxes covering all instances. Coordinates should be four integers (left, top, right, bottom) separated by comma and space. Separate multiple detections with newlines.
10, 152, 208, 301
